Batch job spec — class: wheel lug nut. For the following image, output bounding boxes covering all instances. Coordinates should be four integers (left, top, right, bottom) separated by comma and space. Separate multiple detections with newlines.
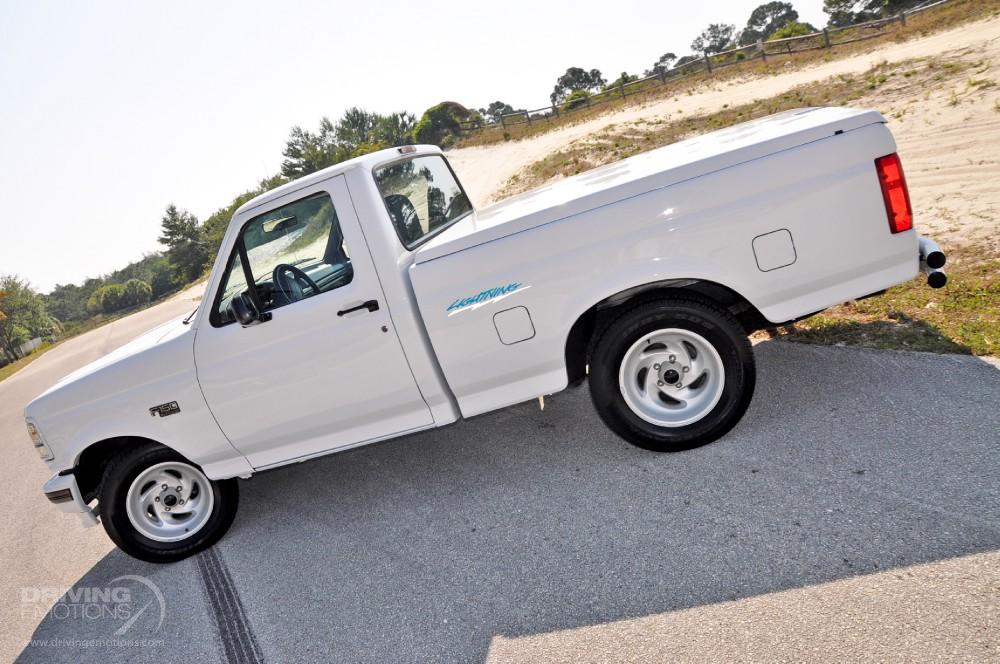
164, 507, 170, 512
176, 486, 182, 491
682, 366, 689, 373
179, 500, 185, 505
668, 355, 676, 363
653, 363, 660, 370
676, 382, 683, 388
657, 381, 664, 387
154, 497, 160, 502
161, 484, 167, 490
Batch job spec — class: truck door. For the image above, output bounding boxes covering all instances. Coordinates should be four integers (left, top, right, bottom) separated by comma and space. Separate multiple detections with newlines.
194, 174, 434, 468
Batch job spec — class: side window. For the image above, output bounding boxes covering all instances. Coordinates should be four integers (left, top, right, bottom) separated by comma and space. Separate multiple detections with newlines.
374, 155, 472, 248
212, 192, 353, 326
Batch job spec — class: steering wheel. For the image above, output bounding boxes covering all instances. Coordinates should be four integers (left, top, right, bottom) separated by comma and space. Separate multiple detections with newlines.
272, 264, 320, 304
384, 194, 422, 245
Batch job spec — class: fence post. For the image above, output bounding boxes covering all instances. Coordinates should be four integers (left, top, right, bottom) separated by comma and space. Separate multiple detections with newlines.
525, 110, 531, 125
500, 114, 506, 129
703, 52, 712, 74
757, 38, 766, 62
823, 27, 831, 48
658, 69, 666, 84
552, 104, 559, 118
619, 81, 626, 99
899, 11, 906, 26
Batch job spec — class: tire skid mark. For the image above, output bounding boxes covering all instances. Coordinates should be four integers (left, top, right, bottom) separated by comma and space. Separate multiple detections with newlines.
196, 547, 264, 664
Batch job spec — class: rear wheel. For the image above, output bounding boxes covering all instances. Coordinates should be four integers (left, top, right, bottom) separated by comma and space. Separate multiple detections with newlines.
589, 297, 755, 452
99, 442, 238, 563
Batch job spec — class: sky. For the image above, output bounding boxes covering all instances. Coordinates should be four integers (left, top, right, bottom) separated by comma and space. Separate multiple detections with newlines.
0, 0, 827, 292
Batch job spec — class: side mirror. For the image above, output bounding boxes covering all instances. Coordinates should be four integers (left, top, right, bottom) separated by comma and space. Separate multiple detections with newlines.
229, 292, 258, 327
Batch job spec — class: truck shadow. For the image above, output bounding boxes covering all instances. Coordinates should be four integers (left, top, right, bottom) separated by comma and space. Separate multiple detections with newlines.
19, 342, 1000, 662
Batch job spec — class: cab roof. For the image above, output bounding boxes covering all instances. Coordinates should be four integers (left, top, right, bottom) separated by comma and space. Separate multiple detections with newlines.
233, 144, 443, 218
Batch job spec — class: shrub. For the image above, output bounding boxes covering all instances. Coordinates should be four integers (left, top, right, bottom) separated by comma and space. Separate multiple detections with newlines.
562, 89, 591, 111
769, 21, 817, 41
413, 102, 477, 148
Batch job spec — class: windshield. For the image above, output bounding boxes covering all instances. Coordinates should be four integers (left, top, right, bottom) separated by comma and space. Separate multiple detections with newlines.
374, 155, 472, 248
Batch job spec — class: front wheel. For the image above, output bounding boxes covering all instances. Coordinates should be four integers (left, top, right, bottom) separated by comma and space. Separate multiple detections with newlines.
589, 297, 755, 452
99, 442, 238, 563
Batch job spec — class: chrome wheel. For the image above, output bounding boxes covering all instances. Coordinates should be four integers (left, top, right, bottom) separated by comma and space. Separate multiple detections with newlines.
125, 461, 215, 543
618, 327, 726, 427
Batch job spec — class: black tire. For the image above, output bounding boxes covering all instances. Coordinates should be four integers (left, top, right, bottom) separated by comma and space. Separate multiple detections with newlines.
99, 442, 238, 563
588, 296, 755, 452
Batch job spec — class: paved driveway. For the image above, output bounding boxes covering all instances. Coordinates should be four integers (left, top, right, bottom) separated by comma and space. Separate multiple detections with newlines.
2, 302, 998, 662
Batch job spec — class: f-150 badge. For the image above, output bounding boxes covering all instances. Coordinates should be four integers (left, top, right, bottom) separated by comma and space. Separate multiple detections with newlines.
447, 282, 527, 315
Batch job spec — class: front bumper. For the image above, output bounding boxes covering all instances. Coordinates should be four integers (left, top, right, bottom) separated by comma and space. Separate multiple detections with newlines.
43, 473, 99, 528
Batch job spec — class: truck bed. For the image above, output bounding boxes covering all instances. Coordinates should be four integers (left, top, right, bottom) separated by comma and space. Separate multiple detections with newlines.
415, 107, 885, 264
408, 106, 918, 418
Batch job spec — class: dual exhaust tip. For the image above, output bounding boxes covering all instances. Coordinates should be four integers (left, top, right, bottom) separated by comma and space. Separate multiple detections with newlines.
918, 235, 947, 289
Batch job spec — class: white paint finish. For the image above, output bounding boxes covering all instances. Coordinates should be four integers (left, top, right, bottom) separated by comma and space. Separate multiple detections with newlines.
753, 229, 797, 272
493, 307, 535, 345
24, 316, 253, 480
409, 120, 917, 417
416, 108, 884, 264
193, 175, 434, 469
24, 108, 926, 497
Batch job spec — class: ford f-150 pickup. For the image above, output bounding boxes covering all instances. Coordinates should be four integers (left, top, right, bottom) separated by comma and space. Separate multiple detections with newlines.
25, 107, 947, 562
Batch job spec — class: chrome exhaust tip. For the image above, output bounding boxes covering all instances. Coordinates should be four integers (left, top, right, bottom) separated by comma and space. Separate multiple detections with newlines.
918, 235, 947, 288
918, 235, 946, 270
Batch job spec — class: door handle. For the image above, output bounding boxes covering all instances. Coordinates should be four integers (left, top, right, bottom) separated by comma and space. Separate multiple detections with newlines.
337, 299, 380, 316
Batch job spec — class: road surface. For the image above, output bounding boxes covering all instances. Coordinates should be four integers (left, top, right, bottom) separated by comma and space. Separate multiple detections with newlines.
1, 290, 998, 662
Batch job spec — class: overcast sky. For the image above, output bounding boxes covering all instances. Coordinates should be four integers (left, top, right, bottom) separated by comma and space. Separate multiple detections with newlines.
0, 0, 827, 292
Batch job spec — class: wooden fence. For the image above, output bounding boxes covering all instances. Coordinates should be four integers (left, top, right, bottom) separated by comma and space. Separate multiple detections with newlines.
459, 0, 953, 133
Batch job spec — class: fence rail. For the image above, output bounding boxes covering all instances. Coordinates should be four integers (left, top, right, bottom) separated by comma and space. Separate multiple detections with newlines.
459, 0, 952, 133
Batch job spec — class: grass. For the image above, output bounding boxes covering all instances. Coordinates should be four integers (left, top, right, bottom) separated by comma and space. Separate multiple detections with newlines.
770, 247, 1000, 356
0, 342, 54, 383
455, 0, 1000, 149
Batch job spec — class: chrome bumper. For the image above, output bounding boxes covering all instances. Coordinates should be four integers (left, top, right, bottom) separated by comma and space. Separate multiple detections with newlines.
43, 473, 99, 528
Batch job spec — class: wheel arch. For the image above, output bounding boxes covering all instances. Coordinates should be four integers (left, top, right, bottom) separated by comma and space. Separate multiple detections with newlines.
74, 436, 173, 504
564, 278, 766, 386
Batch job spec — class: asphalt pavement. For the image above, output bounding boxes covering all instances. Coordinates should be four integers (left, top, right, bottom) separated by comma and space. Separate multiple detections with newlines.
1, 296, 998, 662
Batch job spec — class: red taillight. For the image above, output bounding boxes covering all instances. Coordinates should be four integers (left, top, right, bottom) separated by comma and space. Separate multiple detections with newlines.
875, 153, 913, 234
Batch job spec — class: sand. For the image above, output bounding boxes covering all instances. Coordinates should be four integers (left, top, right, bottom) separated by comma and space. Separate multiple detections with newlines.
448, 15, 1000, 251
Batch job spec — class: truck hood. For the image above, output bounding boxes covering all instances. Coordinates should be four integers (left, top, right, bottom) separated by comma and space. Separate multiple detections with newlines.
32, 315, 192, 403
416, 107, 885, 264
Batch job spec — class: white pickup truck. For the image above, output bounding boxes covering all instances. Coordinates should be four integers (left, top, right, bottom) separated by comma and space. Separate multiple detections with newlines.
26, 107, 946, 562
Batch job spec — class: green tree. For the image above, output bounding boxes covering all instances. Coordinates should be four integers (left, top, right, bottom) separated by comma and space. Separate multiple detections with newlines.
822, 0, 921, 26
740, 2, 799, 45
480, 101, 518, 124
691, 23, 736, 54
550, 67, 607, 105
280, 119, 344, 179
45, 282, 89, 322
158, 205, 209, 285
644, 52, 677, 77
0, 275, 53, 360
605, 71, 638, 90
373, 112, 416, 148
